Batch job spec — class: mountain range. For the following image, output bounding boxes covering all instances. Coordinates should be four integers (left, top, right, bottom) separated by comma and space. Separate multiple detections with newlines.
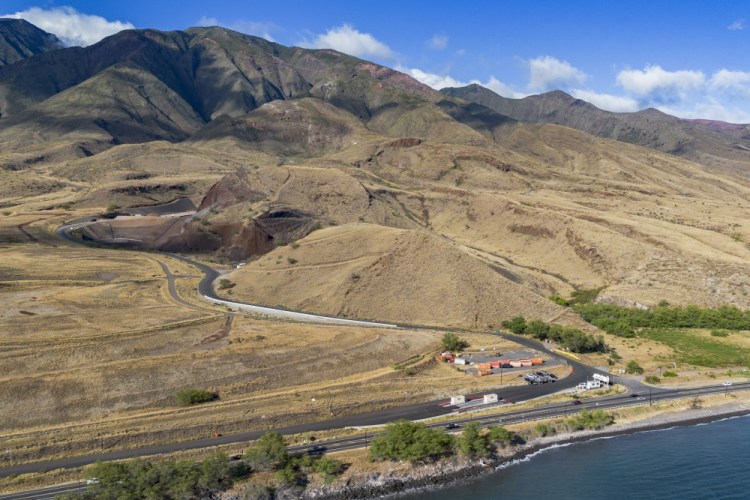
3, 20, 750, 328
442, 84, 750, 177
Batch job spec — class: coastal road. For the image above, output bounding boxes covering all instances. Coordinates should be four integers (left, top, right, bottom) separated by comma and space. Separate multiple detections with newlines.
3, 381, 748, 499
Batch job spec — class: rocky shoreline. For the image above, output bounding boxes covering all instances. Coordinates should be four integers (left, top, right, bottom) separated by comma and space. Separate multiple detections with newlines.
300, 403, 750, 499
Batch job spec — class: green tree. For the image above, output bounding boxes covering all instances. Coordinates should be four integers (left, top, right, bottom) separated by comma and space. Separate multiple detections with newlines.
244, 431, 289, 471
80, 453, 234, 499
457, 422, 490, 458
502, 316, 527, 334
487, 425, 516, 447
441, 332, 469, 352
625, 360, 644, 375
369, 420, 455, 463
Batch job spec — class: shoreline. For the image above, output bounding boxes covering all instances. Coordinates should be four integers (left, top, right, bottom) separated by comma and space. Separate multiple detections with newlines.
300, 401, 750, 499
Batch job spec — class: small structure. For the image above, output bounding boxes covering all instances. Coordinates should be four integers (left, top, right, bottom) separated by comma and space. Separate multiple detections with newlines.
450, 395, 466, 405
483, 393, 499, 404
577, 380, 603, 391
454, 357, 467, 365
593, 373, 611, 385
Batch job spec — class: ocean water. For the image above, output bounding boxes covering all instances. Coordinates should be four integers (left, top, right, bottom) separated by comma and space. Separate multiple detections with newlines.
402, 415, 750, 500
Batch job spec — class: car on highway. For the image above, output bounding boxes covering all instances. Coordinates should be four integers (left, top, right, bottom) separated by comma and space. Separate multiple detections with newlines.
722, 381, 733, 386
572, 399, 582, 405
445, 423, 461, 430
630, 393, 639, 398
86, 478, 99, 485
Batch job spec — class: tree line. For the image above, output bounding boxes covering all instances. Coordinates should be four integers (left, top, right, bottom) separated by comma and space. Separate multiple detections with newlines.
501, 316, 608, 353
575, 303, 750, 337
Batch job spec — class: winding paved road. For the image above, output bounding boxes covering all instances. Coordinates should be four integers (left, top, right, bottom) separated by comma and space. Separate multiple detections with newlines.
0, 219, 650, 482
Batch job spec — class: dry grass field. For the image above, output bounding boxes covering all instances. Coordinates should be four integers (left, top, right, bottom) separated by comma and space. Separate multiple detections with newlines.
1, 205, 538, 466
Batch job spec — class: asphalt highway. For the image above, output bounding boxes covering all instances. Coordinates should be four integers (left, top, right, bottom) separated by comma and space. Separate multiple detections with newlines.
4, 382, 748, 499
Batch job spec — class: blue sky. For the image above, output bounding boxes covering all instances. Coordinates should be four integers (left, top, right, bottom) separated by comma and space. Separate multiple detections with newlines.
3, 1, 750, 122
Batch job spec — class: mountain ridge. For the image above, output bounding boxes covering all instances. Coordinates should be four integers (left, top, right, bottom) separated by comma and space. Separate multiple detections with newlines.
0, 18, 63, 68
441, 84, 750, 176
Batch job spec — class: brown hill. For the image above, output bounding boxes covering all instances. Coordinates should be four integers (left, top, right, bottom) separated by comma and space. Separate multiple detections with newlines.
227, 224, 568, 329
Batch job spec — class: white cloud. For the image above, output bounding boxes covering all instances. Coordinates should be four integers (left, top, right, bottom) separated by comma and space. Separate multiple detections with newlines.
1, 6, 134, 47
402, 67, 466, 89
299, 24, 394, 59
616, 65, 705, 104
472, 76, 527, 98
527, 56, 587, 91
659, 97, 750, 124
709, 69, 750, 97
402, 67, 527, 98
570, 89, 639, 112
427, 34, 448, 50
728, 19, 746, 30
196, 16, 277, 41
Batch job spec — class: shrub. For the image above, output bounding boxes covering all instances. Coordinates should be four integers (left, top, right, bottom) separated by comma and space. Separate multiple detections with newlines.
218, 279, 235, 290
645, 375, 661, 384
569, 287, 603, 305
311, 457, 345, 483
710, 329, 729, 337
625, 360, 644, 375
175, 388, 218, 406
457, 422, 490, 458
369, 420, 454, 463
488, 425, 517, 446
534, 423, 554, 437
105, 203, 120, 213
244, 432, 288, 471
565, 409, 614, 431
548, 294, 569, 306
441, 332, 469, 352
291, 242, 300, 249
663, 370, 678, 377
287, 257, 298, 264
